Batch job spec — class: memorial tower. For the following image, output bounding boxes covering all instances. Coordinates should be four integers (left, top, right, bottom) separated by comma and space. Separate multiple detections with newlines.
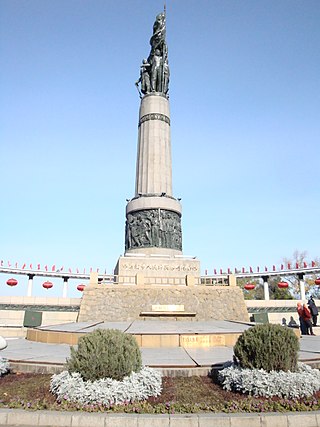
115, 9, 200, 284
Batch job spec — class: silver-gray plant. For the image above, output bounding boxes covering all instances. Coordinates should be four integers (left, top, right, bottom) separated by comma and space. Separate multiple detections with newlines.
50, 366, 162, 406
0, 358, 9, 376
217, 362, 320, 398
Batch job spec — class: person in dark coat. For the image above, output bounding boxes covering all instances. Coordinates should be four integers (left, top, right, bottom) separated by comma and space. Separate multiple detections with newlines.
302, 304, 315, 335
308, 295, 319, 327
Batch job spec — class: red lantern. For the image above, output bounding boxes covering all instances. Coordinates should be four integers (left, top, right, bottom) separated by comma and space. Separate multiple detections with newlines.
42, 281, 53, 290
278, 281, 288, 289
315, 278, 320, 285
77, 284, 86, 292
244, 283, 255, 291
6, 278, 18, 287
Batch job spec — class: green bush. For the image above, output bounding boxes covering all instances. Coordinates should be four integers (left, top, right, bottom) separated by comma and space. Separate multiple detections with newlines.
234, 324, 299, 372
66, 329, 142, 381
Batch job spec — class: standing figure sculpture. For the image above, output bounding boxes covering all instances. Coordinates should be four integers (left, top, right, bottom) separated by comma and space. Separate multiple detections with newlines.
135, 59, 151, 97
135, 9, 169, 97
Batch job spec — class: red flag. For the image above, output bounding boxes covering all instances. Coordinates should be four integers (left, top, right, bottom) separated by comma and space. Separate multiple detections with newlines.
257, 266, 260, 273
265, 266, 268, 272
242, 267, 245, 273
45, 265, 48, 271
296, 262, 299, 269
37, 264, 40, 270
303, 262, 307, 268
288, 263, 291, 269
249, 267, 253, 273
29, 264, 32, 269
0, 260, 3, 266
15, 262, 18, 268
22, 263, 26, 269
60, 266, 64, 271
8, 261, 11, 267
273, 265, 276, 271
214, 269, 217, 275
68, 268, 72, 273
312, 261, 316, 267
227, 268, 231, 274
52, 265, 56, 272
219, 269, 222, 274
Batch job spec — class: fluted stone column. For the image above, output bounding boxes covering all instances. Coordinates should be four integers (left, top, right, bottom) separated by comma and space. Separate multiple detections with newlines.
125, 93, 182, 256
135, 94, 172, 196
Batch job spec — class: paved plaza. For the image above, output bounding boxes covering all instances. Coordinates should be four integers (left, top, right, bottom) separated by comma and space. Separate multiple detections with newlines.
1, 321, 320, 372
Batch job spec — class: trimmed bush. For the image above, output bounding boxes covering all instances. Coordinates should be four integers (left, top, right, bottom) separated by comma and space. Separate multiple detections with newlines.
234, 324, 299, 372
66, 329, 142, 381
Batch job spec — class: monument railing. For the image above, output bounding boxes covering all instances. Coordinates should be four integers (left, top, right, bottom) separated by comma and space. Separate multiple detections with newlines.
200, 277, 229, 286
99, 275, 196, 286
97, 274, 230, 286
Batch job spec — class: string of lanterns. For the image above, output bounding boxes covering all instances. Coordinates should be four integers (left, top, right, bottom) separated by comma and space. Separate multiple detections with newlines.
244, 280, 320, 291
5, 278, 87, 292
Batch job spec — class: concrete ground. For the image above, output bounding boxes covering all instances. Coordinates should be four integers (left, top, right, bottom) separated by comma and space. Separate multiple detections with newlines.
1, 321, 320, 373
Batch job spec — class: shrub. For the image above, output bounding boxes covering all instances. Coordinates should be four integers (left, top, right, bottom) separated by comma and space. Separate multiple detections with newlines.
66, 329, 142, 381
234, 324, 299, 372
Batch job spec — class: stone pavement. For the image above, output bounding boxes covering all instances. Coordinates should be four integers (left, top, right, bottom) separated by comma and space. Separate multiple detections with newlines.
1, 322, 320, 373
1, 409, 320, 427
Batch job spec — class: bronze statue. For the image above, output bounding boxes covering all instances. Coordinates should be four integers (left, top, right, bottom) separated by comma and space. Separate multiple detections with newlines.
136, 10, 170, 97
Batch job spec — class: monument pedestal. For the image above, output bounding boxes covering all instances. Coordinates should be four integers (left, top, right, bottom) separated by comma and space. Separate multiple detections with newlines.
114, 254, 200, 286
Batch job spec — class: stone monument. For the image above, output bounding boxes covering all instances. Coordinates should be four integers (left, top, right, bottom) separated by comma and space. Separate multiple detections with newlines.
78, 10, 248, 323
114, 9, 200, 285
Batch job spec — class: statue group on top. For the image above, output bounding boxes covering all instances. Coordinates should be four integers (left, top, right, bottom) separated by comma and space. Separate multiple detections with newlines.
135, 11, 170, 98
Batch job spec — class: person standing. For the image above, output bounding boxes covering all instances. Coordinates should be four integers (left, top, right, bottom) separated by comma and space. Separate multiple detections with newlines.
308, 295, 319, 327
297, 302, 307, 335
302, 304, 315, 335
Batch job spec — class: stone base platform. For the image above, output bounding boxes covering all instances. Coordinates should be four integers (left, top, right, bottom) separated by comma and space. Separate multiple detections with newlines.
77, 284, 249, 322
26, 320, 252, 348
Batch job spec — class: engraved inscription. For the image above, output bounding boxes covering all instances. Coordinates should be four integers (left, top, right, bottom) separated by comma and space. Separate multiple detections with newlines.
180, 335, 225, 348
139, 113, 170, 127
121, 263, 198, 272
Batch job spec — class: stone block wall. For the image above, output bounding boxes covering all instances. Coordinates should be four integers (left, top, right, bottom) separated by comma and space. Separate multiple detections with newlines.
78, 285, 249, 322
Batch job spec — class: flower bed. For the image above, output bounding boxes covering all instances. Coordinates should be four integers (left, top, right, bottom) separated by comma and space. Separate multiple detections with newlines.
50, 366, 162, 406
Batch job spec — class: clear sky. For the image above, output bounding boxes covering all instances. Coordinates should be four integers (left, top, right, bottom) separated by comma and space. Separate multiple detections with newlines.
1, 0, 320, 297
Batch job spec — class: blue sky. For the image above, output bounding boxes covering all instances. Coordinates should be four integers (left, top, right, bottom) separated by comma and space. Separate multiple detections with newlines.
1, 0, 320, 297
